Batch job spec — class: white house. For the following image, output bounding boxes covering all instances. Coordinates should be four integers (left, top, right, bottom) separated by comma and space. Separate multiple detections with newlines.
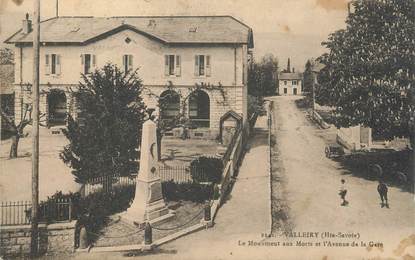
278, 72, 303, 96
5, 15, 254, 139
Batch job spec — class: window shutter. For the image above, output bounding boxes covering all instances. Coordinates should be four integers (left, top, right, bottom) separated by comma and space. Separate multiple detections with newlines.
45, 54, 50, 75
92, 55, 96, 67
164, 55, 169, 76
56, 55, 61, 75
206, 55, 211, 77
175, 55, 181, 77
128, 55, 133, 70
194, 55, 199, 76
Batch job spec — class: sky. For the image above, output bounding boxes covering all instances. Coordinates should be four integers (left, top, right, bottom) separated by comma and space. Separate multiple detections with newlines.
0, 0, 348, 71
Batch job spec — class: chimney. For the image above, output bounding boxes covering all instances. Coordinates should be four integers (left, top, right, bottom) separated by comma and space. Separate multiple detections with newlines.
287, 58, 291, 73
22, 13, 32, 34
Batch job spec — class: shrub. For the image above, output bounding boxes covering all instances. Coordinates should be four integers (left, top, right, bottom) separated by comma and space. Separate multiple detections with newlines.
190, 156, 223, 183
162, 181, 213, 203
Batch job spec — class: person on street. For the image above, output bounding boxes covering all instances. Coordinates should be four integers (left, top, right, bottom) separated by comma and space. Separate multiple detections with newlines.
339, 179, 348, 206
377, 180, 389, 208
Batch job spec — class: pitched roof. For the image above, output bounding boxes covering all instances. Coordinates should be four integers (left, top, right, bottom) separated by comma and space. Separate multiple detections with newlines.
5, 16, 254, 47
0, 64, 14, 94
279, 72, 302, 80
311, 62, 325, 73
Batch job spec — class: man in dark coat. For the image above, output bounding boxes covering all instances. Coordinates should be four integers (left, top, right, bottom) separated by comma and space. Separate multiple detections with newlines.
377, 180, 389, 208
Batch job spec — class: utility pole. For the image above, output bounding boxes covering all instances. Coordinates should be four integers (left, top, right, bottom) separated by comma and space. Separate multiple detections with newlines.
30, 0, 40, 256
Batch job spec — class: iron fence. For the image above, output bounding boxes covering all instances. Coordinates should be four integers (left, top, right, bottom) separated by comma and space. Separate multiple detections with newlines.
0, 198, 72, 226
81, 165, 208, 197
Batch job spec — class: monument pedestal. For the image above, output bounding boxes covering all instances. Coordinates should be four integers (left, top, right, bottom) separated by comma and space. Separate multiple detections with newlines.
123, 177, 174, 226
122, 119, 174, 226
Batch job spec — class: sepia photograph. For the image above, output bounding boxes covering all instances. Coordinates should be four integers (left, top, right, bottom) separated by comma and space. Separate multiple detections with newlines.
0, 0, 414, 259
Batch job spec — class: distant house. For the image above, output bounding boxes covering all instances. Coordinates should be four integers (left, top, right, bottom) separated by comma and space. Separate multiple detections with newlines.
5, 15, 254, 139
278, 58, 303, 96
0, 64, 14, 132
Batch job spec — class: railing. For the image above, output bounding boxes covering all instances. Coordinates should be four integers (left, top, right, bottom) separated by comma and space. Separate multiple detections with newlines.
0, 199, 73, 226
159, 165, 208, 183
81, 165, 207, 197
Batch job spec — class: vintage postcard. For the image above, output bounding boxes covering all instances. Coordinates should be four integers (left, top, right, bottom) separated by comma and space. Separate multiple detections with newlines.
0, 0, 413, 259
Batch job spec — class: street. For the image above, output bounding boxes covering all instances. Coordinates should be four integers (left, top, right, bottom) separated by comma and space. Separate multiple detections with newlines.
268, 96, 415, 259
71, 96, 415, 260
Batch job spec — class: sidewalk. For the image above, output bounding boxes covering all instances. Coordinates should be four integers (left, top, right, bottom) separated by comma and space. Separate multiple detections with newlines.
74, 115, 272, 260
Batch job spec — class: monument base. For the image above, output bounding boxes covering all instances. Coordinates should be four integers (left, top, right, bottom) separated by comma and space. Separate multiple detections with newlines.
121, 201, 175, 228
121, 177, 175, 227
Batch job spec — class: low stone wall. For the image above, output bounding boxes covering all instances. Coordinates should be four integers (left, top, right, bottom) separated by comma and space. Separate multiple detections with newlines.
0, 221, 77, 257
312, 110, 331, 129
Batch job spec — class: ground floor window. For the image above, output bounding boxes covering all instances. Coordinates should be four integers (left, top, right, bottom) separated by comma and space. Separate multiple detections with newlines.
189, 90, 210, 128
48, 89, 67, 126
159, 90, 180, 124
293, 88, 297, 95
284, 88, 287, 94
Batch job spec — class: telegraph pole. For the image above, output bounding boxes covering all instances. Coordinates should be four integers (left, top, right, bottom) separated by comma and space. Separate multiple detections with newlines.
30, 0, 40, 256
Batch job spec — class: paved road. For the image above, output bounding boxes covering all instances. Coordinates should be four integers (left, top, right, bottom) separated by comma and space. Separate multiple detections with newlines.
74, 116, 272, 260
267, 96, 415, 259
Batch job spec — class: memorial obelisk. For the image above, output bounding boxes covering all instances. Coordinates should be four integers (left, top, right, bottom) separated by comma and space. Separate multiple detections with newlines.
123, 119, 173, 226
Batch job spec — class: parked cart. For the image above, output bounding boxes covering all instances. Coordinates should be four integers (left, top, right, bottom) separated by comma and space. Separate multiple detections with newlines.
325, 143, 345, 158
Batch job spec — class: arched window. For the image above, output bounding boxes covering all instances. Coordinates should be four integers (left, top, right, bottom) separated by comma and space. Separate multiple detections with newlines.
159, 90, 180, 122
189, 90, 210, 128
48, 89, 67, 126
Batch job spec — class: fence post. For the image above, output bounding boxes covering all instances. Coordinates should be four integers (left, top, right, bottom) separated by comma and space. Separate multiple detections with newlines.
69, 198, 72, 222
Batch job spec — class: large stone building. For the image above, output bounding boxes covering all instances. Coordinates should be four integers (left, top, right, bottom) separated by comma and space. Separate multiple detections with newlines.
5, 15, 254, 139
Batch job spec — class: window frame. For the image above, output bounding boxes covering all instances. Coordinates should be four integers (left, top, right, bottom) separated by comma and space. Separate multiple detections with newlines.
81, 54, 96, 75
123, 54, 133, 73
164, 54, 181, 77
45, 54, 61, 76
194, 55, 211, 77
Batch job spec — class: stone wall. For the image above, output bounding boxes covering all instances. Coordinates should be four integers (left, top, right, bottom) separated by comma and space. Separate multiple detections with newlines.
0, 221, 77, 258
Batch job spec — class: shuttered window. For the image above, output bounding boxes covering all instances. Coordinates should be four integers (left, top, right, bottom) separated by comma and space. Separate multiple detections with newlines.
194, 55, 211, 77
47, 54, 61, 75
123, 55, 133, 73
81, 54, 96, 74
164, 55, 181, 76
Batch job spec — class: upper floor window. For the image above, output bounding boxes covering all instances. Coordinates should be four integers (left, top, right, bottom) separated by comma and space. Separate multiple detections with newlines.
123, 55, 133, 73
81, 54, 96, 74
284, 80, 287, 85
194, 55, 211, 77
292, 80, 297, 85
45, 54, 61, 75
164, 55, 181, 77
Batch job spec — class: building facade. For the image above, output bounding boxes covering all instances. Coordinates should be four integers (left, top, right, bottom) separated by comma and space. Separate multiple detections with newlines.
5, 15, 254, 139
278, 72, 303, 96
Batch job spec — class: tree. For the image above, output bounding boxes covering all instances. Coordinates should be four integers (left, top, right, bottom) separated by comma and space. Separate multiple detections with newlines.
316, 0, 414, 144
248, 54, 279, 96
0, 84, 47, 158
60, 64, 147, 183
303, 59, 314, 94
0, 48, 14, 65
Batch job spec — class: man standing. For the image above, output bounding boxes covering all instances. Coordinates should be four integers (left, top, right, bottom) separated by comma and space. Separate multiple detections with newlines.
339, 179, 348, 206
377, 180, 389, 208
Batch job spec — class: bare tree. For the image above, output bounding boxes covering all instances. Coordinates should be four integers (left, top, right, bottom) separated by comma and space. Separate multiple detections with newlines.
0, 84, 46, 158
